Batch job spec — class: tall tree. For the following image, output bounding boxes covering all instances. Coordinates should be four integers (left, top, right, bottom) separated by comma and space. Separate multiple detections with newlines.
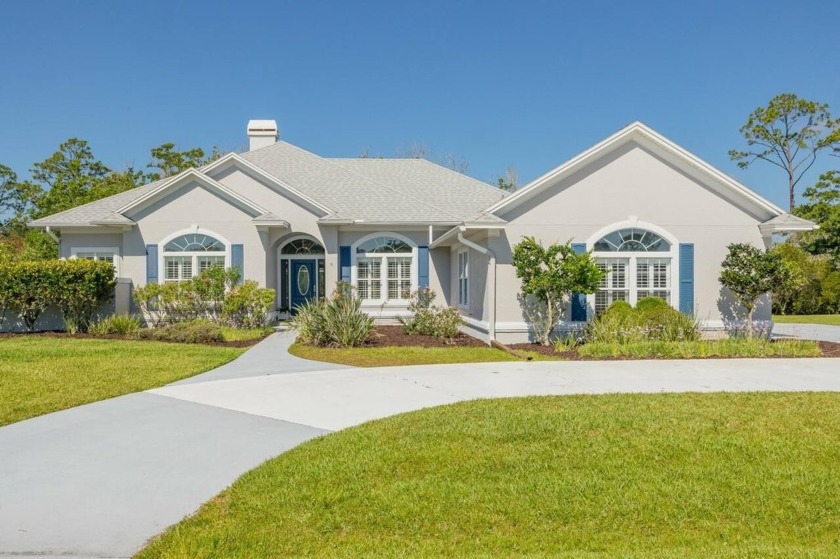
146, 142, 215, 181
0, 164, 38, 229
29, 138, 111, 218
729, 93, 838, 212
795, 170, 840, 264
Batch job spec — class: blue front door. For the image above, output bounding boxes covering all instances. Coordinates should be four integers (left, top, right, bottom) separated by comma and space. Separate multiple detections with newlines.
290, 259, 317, 312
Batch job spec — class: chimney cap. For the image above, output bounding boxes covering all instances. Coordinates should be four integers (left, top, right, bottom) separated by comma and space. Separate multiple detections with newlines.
247, 119, 278, 135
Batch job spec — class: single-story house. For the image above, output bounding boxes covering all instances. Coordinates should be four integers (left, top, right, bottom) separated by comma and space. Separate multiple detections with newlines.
27, 120, 815, 342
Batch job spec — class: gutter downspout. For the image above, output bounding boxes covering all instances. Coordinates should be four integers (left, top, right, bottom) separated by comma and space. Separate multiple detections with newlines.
45, 226, 60, 243
457, 230, 496, 343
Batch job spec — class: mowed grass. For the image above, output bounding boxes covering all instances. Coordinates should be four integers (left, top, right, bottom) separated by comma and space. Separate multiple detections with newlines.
219, 326, 274, 342
578, 338, 822, 359
138, 393, 840, 558
0, 337, 244, 426
773, 314, 840, 326
289, 343, 518, 367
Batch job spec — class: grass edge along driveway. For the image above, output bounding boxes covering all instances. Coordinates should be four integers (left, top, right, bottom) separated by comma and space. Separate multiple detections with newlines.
137, 393, 840, 558
0, 337, 244, 426
773, 314, 840, 326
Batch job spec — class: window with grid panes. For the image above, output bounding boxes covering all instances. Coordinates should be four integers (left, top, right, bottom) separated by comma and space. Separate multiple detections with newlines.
355, 236, 414, 303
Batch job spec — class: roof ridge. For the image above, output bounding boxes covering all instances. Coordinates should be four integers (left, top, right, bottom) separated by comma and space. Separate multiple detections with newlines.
276, 142, 466, 223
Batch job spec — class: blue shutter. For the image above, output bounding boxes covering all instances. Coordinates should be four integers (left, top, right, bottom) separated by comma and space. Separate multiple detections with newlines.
145, 244, 158, 284
417, 246, 429, 289
339, 246, 351, 283
679, 243, 694, 315
231, 244, 244, 284
570, 243, 587, 321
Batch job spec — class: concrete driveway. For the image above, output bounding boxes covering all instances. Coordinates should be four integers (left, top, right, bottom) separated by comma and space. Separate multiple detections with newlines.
1, 330, 839, 558
773, 322, 840, 343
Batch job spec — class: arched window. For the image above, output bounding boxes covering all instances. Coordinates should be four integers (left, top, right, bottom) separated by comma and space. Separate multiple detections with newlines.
163, 233, 226, 282
593, 228, 670, 252
280, 238, 325, 255
590, 226, 675, 313
354, 235, 414, 302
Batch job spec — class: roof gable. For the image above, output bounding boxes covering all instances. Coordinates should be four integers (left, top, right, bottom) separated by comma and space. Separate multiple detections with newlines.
484, 122, 784, 220
202, 153, 332, 216
118, 169, 269, 218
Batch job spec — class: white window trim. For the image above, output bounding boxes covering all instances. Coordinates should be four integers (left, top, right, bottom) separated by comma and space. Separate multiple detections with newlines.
584, 219, 680, 319
350, 232, 417, 306
158, 227, 231, 284
70, 247, 121, 277
457, 248, 469, 309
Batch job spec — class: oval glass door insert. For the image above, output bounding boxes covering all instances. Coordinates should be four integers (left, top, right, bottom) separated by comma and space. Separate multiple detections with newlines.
297, 265, 310, 296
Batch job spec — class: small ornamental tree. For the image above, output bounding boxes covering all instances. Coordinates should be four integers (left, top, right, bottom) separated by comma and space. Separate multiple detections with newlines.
719, 243, 783, 336
512, 237, 603, 345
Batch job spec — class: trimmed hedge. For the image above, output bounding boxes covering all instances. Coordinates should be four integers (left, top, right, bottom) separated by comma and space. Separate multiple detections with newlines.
0, 259, 115, 332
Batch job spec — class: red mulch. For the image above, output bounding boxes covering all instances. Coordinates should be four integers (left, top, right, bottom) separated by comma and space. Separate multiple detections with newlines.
509, 340, 840, 360
0, 330, 269, 348
364, 326, 487, 348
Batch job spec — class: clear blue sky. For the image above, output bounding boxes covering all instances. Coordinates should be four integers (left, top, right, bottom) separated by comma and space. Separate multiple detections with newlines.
1, 0, 838, 208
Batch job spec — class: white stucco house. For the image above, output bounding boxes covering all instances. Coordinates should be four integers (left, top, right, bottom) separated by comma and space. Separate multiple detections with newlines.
28, 120, 815, 342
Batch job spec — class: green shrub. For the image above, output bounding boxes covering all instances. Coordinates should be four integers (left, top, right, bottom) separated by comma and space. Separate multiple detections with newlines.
399, 288, 464, 343
222, 281, 275, 329
586, 299, 700, 344
55, 259, 116, 334
291, 282, 373, 347
89, 313, 142, 336
132, 283, 165, 327
0, 259, 114, 332
635, 297, 670, 312
132, 267, 243, 326
139, 319, 224, 344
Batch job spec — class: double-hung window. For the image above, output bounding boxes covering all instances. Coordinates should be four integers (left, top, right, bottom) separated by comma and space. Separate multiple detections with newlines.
355, 236, 414, 303
458, 249, 469, 307
163, 233, 226, 283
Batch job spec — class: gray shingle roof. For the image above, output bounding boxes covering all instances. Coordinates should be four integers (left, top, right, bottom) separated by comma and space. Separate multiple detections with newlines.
327, 158, 506, 221
29, 179, 166, 227
30, 141, 509, 227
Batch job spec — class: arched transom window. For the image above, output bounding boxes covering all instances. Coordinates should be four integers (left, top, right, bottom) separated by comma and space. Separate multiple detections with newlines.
591, 227, 674, 314
163, 233, 226, 282
355, 235, 414, 302
280, 238, 325, 255
593, 228, 670, 252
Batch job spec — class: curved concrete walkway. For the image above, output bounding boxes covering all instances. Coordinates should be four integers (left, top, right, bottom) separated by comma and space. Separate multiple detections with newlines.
1, 330, 839, 558
772, 322, 840, 343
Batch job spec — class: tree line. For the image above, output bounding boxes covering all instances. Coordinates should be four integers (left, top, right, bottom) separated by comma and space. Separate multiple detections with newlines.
0, 141, 219, 261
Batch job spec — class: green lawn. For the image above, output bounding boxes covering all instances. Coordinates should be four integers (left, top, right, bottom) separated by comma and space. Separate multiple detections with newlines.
289, 343, 518, 367
138, 393, 840, 558
0, 337, 244, 426
773, 314, 840, 326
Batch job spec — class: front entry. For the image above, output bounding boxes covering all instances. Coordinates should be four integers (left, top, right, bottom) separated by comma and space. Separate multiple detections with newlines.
290, 259, 317, 311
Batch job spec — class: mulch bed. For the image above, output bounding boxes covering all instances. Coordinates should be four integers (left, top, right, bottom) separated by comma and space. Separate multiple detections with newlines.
364, 326, 487, 348
0, 330, 269, 348
509, 340, 840, 360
